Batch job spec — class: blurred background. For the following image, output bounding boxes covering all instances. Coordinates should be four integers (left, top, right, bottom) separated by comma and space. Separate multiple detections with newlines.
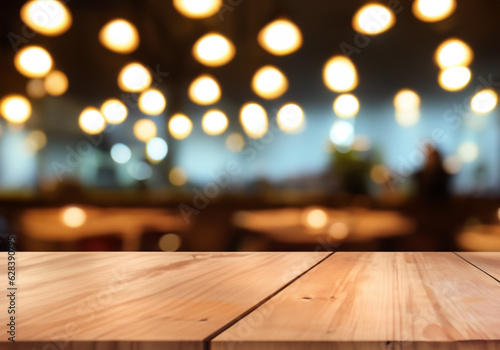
1, 0, 500, 252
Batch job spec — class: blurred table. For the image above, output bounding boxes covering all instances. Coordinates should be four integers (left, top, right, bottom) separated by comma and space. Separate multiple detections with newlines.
20, 207, 188, 250
233, 207, 415, 246
2, 252, 499, 349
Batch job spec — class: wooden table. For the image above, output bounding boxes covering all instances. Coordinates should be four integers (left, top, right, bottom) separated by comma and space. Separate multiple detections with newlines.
1, 252, 499, 349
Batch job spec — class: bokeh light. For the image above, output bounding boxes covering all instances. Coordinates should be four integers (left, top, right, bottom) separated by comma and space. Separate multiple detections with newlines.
101, 99, 128, 124
14, 46, 53, 78
26, 79, 46, 99
169, 167, 188, 186
118, 62, 152, 92
352, 4, 395, 35
352, 135, 372, 152
0, 95, 32, 124
44, 70, 68, 96
240, 103, 268, 139
395, 110, 420, 127
188, 75, 221, 105
443, 155, 462, 174
128, 161, 153, 181
370, 165, 388, 184
277, 103, 305, 134
333, 94, 360, 118
202, 110, 228, 136
20, 0, 72, 36
394, 89, 420, 127
328, 222, 350, 240
158, 233, 181, 251
60, 206, 87, 228
25, 130, 47, 153
138, 89, 166, 115
173, 0, 222, 19
458, 142, 479, 163
169, 114, 193, 140
330, 120, 355, 148
471, 89, 498, 114
438, 66, 471, 92
435, 39, 473, 69
146, 137, 168, 163
79, 107, 106, 135
251, 65, 288, 100
99, 19, 140, 54
192, 33, 235, 67
301, 207, 328, 229
412, 0, 456, 22
110, 143, 132, 164
225, 132, 245, 152
133, 119, 157, 142
257, 19, 303, 56
323, 56, 358, 93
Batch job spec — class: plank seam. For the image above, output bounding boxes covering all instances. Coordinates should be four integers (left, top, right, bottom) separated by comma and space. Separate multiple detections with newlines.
202, 251, 336, 350
454, 252, 500, 284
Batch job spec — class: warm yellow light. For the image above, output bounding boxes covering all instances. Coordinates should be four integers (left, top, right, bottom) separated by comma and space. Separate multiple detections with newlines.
14, 46, 53, 78
225, 132, 245, 152
370, 165, 389, 184
0, 95, 32, 124
301, 207, 328, 229
138, 89, 166, 115
323, 56, 358, 93
61, 206, 86, 228
192, 33, 235, 67
133, 119, 157, 142
333, 94, 360, 118
257, 19, 303, 56
101, 99, 128, 124
44, 70, 68, 96
158, 233, 181, 251
25, 130, 47, 153
277, 103, 305, 134
395, 110, 420, 127
240, 103, 268, 139
26, 79, 46, 99
169, 167, 188, 186
173, 0, 222, 19
458, 142, 479, 163
188, 75, 221, 105
20, 0, 72, 36
471, 89, 498, 114
394, 89, 420, 110
251, 65, 288, 100
169, 114, 193, 140
412, 0, 456, 22
438, 66, 471, 92
79, 107, 106, 135
202, 110, 228, 136
435, 39, 473, 69
118, 62, 152, 92
99, 19, 139, 54
328, 222, 350, 240
352, 4, 395, 35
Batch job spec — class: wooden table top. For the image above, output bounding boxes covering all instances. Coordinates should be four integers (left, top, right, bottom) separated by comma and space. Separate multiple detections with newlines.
1, 252, 499, 349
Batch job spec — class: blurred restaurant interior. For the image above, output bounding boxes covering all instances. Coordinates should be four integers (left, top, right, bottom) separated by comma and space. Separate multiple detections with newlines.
1, 0, 500, 252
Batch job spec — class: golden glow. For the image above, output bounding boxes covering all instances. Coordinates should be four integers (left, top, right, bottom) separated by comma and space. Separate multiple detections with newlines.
240, 103, 268, 139
277, 103, 305, 134
257, 19, 303, 56
101, 99, 128, 124
370, 165, 388, 184
1, 95, 32, 124
138, 89, 166, 115
188, 75, 221, 105
471, 89, 498, 114
438, 66, 471, 91
169, 167, 188, 186
328, 222, 349, 240
168, 114, 193, 140
323, 56, 358, 93
458, 142, 479, 163
61, 206, 87, 228
412, 0, 456, 22
20, 0, 72, 36
25, 130, 47, 153
435, 39, 473, 69
79, 107, 106, 135
225, 132, 245, 152
251, 65, 288, 100
158, 233, 181, 251
99, 19, 139, 54
202, 110, 228, 136
14, 46, 53, 78
352, 4, 395, 35
118, 62, 152, 92
134, 119, 157, 142
395, 109, 420, 127
301, 207, 328, 229
44, 70, 68, 96
173, 0, 222, 19
333, 94, 360, 118
394, 89, 420, 110
26, 79, 46, 99
192, 33, 235, 67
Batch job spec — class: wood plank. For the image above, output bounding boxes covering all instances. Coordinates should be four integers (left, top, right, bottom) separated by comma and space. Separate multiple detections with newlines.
213, 252, 500, 350
457, 252, 500, 282
0, 252, 329, 350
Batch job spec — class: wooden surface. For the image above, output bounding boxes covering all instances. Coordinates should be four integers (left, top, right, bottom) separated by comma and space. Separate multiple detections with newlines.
457, 252, 500, 281
0, 252, 329, 350
213, 252, 500, 350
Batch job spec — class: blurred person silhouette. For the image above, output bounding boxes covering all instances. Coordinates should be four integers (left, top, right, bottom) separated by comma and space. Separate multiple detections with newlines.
415, 145, 450, 202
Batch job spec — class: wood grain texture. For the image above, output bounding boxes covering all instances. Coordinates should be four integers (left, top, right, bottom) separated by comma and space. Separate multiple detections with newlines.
457, 252, 500, 281
0, 252, 329, 350
213, 252, 500, 350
